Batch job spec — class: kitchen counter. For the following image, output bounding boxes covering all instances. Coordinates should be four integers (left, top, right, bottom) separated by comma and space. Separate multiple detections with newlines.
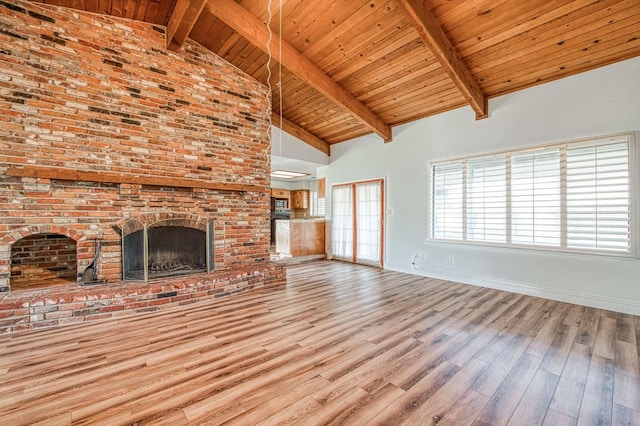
275, 219, 325, 257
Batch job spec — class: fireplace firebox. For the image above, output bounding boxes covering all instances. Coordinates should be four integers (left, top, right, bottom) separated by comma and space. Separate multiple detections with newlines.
122, 218, 214, 281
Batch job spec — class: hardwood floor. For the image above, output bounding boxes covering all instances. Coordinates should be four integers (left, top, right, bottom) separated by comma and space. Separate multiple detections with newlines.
0, 260, 638, 425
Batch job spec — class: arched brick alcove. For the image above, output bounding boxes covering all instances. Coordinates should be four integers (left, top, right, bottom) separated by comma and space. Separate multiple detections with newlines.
11, 234, 77, 290
2, 226, 90, 291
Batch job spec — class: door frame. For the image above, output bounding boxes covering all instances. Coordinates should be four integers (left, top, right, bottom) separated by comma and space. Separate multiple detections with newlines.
331, 178, 385, 267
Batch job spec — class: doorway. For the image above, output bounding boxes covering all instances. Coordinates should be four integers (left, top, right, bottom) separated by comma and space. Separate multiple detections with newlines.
331, 179, 384, 267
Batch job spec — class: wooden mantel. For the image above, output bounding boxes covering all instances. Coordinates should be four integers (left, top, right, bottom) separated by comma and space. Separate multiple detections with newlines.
6, 166, 263, 193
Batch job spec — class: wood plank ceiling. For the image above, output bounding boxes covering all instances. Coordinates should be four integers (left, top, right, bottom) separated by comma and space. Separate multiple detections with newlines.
29, 0, 640, 153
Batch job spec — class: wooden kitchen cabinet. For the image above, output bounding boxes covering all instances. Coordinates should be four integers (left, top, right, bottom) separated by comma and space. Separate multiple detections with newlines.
275, 220, 325, 256
271, 188, 290, 199
291, 190, 309, 209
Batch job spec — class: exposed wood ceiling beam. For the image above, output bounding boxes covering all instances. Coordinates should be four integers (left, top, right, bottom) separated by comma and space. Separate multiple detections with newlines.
271, 113, 331, 155
207, 0, 393, 142
166, 0, 207, 51
397, 0, 487, 119
165, 1, 331, 153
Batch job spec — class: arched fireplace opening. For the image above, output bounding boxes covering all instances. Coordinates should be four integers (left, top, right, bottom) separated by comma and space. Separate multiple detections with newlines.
122, 218, 213, 281
10, 234, 77, 290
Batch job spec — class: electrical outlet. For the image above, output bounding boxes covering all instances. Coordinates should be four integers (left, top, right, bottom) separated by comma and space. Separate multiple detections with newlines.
416, 252, 426, 261
445, 256, 454, 267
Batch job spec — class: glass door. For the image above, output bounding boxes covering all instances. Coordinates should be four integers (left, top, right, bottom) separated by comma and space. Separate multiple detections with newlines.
331, 179, 384, 267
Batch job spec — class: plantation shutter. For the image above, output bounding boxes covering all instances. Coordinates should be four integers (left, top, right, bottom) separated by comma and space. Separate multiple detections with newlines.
467, 156, 507, 243
511, 148, 561, 247
566, 136, 631, 252
432, 162, 464, 240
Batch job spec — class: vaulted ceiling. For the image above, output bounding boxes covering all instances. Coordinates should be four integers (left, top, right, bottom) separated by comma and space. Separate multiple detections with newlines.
31, 0, 640, 154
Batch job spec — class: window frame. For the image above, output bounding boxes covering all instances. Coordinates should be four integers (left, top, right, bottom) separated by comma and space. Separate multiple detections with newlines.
428, 132, 638, 258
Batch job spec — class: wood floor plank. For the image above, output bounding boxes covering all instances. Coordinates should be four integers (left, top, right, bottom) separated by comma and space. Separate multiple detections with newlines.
473, 352, 543, 425
390, 332, 471, 391
337, 383, 405, 425
443, 290, 508, 336
613, 403, 640, 426
542, 409, 577, 426
540, 324, 579, 376
147, 344, 341, 423
318, 327, 416, 383
577, 354, 614, 426
550, 343, 592, 418
507, 369, 559, 426
326, 334, 422, 398
616, 340, 640, 374
522, 299, 560, 338
634, 317, 640, 352
472, 332, 534, 396
298, 385, 371, 425
463, 293, 525, 336
497, 294, 541, 324
474, 302, 541, 365
593, 316, 617, 359
575, 307, 601, 346
399, 357, 490, 425
254, 395, 321, 426
237, 372, 330, 416
616, 313, 637, 345
613, 367, 640, 412
448, 321, 502, 367
367, 360, 461, 424
526, 304, 570, 358
0, 260, 637, 425
563, 305, 585, 328
437, 389, 490, 426
30, 412, 72, 426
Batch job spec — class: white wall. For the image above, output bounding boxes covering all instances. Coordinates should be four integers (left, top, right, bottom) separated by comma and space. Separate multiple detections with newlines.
270, 180, 312, 191
270, 126, 329, 165
320, 56, 640, 315
269, 126, 328, 189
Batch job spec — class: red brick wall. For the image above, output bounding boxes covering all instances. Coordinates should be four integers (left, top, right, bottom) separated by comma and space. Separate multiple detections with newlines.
0, 1, 285, 332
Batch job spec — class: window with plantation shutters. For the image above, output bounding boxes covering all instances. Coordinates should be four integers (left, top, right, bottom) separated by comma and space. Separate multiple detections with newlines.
430, 133, 636, 257
511, 148, 561, 247
467, 156, 507, 243
566, 136, 632, 252
431, 162, 464, 240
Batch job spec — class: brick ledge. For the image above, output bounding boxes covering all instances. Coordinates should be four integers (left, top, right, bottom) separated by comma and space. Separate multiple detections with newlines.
0, 262, 286, 334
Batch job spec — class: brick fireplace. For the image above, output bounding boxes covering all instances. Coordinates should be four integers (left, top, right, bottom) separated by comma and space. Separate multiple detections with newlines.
0, 1, 285, 333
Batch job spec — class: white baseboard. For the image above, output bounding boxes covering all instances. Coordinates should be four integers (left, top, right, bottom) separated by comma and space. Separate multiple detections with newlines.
386, 264, 640, 316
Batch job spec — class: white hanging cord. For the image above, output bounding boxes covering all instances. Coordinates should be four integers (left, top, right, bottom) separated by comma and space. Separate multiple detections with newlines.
278, 0, 283, 157
265, 0, 274, 167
